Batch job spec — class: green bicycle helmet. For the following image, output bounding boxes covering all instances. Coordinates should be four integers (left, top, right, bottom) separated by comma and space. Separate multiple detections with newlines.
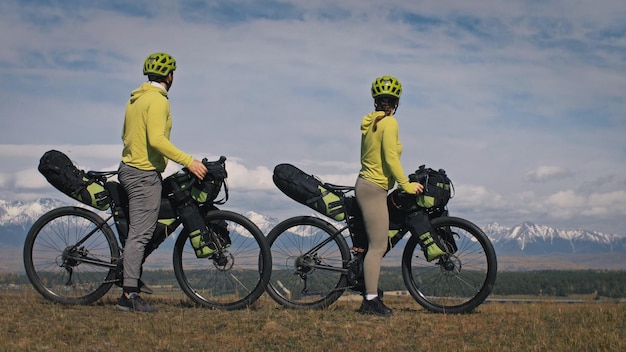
371, 76, 402, 99
143, 52, 176, 77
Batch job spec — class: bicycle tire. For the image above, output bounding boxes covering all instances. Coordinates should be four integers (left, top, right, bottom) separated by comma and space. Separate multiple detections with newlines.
266, 216, 351, 310
402, 216, 497, 314
172, 210, 271, 310
23, 206, 120, 305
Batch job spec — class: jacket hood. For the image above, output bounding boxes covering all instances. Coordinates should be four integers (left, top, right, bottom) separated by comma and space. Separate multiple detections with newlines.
129, 82, 168, 104
361, 111, 386, 134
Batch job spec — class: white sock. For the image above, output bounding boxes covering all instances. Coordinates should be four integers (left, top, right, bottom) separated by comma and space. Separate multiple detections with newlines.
365, 294, 378, 300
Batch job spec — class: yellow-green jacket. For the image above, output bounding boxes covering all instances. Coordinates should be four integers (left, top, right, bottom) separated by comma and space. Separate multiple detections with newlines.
121, 82, 193, 172
358, 111, 415, 194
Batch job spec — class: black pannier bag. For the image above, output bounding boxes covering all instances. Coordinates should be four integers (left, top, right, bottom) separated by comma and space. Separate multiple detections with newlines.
162, 157, 230, 258
273, 163, 346, 221
38, 150, 110, 210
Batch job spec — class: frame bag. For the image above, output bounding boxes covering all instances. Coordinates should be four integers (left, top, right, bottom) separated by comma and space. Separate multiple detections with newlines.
38, 150, 110, 210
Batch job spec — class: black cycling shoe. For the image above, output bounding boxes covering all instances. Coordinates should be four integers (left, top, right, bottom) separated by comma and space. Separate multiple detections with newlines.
358, 297, 392, 317
115, 292, 158, 313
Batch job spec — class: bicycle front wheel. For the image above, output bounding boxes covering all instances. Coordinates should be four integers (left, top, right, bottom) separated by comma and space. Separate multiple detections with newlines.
23, 206, 120, 305
402, 216, 497, 314
266, 216, 351, 310
173, 210, 271, 310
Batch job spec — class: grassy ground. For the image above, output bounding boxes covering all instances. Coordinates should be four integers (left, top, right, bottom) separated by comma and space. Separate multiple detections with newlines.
1, 289, 624, 352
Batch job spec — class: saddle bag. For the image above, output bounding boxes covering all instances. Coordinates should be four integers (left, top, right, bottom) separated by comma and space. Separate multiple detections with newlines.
38, 150, 110, 210
273, 163, 345, 221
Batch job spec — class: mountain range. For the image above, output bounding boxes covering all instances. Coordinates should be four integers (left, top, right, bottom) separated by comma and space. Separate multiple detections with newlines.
1, 198, 625, 271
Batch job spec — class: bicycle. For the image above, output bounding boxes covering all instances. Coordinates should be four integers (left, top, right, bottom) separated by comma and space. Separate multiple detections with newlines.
24, 155, 271, 311
266, 173, 497, 314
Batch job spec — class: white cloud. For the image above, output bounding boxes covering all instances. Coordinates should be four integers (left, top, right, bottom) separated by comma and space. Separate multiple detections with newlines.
0, 173, 11, 188
543, 189, 626, 220
525, 166, 574, 183
224, 162, 275, 190
451, 184, 506, 209
14, 169, 48, 189
584, 191, 626, 217
545, 190, 585, 211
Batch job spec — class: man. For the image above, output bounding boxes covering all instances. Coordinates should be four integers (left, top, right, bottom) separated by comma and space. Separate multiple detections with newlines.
116, 52, 207, 312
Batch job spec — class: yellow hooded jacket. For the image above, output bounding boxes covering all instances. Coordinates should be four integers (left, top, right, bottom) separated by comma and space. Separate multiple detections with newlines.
358, 111, 415, 194
121, 83, 193, 172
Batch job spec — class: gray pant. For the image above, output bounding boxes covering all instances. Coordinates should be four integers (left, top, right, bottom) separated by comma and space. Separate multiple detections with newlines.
355, 177, 389, 296
118, 162, 162, 289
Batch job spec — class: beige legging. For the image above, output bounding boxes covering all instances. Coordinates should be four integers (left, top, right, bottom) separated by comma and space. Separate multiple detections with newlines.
355, 177, 389, 296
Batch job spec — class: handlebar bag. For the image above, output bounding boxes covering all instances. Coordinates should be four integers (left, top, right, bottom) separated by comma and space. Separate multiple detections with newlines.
167, 172, 213, 204
164, 157, 228, 206
38, 150, 110, 210
273, 163, 345, 221
408, 165, 453, 211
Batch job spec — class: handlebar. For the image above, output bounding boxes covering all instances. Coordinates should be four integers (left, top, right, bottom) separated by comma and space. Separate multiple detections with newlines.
205, 156, 227, 165
184, 156, 227, 188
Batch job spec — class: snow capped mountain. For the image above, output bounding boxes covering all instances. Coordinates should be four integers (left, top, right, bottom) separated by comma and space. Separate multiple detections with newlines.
0, 198, 66, 227
483, 221, 626, 254
243, 210, 279, 235
0, 198, 83, 247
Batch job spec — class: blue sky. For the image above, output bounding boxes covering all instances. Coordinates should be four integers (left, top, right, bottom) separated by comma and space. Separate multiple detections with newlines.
1, 0, 625, 235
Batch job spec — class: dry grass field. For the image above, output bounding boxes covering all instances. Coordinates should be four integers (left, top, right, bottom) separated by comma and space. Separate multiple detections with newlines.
1, 288, 624, 352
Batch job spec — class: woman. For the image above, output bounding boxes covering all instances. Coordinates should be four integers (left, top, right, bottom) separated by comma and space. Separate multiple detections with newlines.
355, 76, 445, 317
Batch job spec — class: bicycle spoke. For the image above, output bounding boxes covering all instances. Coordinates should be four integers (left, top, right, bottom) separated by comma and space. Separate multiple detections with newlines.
173, 210, 270, 310
267, 216, 350, 310
24, 207, 119, 305
402, 216, 497, 313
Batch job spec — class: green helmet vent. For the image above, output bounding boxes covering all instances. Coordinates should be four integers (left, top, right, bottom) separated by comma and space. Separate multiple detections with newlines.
143, 52, 176, 77
371, 76, 402, 98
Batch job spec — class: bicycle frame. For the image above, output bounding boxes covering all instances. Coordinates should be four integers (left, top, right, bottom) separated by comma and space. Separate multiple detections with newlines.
54, 208, 183, 289
97, 163, 225, 260
298, 224, 351, 275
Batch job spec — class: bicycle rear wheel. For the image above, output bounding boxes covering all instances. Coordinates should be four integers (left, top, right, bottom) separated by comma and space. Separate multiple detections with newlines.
23, 206, 120, 305
402, 216, 497, 314
266, 216, 351, 310
173, 210, 271, 310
